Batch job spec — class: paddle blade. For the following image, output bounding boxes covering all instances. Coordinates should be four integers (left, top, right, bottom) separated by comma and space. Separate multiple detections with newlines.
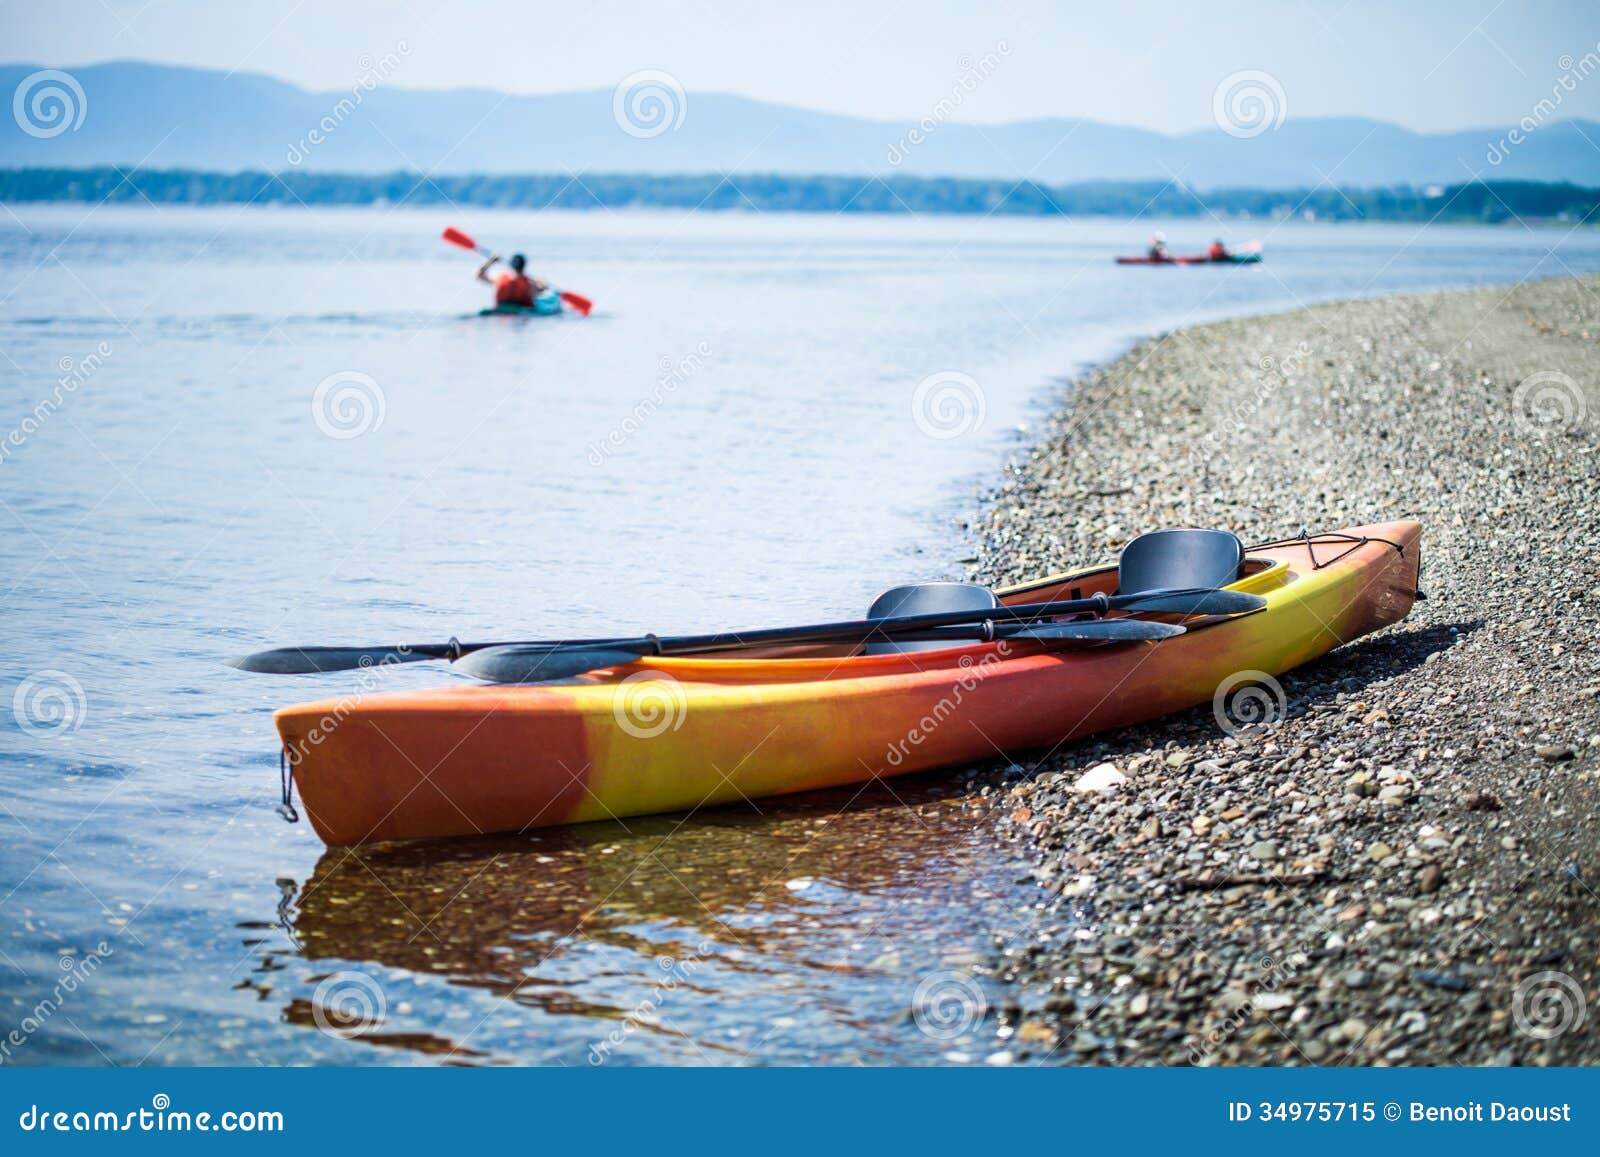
1118, 590, 1266, 616
226, 645, 449, 674
442, 226, 479, 251
456, 643, 652, 683
1011, 619, 1185, 643
559, 291, 592, 316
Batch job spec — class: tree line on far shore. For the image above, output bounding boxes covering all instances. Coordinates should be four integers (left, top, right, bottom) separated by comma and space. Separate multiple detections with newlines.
1, 168, 1595, 224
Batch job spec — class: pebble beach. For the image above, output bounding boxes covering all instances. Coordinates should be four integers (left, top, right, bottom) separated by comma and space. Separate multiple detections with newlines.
972, 273, 1600, 1065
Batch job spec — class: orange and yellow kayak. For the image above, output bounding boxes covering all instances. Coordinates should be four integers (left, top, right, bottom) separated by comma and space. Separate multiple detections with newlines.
276, 521, 1420, 845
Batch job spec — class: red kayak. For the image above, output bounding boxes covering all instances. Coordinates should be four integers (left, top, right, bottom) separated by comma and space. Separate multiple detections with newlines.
1115, 254, 1210, 265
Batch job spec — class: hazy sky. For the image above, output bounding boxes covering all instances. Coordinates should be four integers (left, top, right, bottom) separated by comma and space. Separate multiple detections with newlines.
3, 0, 1598, 132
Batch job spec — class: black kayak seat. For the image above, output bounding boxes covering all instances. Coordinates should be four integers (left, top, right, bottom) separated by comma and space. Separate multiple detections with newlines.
863, 582, 999, 655
1117, 529, 1245, 597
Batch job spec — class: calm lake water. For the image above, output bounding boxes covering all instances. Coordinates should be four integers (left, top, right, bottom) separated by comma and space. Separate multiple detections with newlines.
3, 205, 1599, 1065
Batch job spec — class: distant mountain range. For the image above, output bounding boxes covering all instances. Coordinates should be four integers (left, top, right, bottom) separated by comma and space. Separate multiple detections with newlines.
3, 60, 1599, 189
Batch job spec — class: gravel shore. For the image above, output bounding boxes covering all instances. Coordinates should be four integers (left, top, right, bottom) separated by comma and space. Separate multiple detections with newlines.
972, 274, 1600, 1065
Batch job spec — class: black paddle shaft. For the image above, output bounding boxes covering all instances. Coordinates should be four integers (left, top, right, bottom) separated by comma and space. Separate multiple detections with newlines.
228, 587, 1262, 674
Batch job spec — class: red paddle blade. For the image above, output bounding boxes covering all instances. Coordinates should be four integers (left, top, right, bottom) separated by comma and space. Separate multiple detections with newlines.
559, 291, 593, 317
441, 226, 478, 251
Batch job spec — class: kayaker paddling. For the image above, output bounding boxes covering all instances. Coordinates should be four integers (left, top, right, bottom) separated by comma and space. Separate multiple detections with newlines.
1208, 238, 1231, 261
444, 227, 593, 315
1148, 231, 1169, 261
476, 251, 547, 307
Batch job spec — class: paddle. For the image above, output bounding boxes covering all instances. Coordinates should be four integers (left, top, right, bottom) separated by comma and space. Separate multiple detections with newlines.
457, 618, 1186, 684
441, 226, 593, 316
226, 587, 1264, 675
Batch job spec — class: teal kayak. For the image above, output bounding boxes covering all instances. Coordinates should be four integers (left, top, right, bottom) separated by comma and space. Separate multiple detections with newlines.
479, 291, 562, 317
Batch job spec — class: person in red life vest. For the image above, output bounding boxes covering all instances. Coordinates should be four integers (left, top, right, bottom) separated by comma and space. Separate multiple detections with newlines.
476, 252, 547, 306
1207, 238, 1230, 261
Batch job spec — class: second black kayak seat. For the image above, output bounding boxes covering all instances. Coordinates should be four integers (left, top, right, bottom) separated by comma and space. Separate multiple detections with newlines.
863, 582, 999, 654
1117, 528, 1244, 597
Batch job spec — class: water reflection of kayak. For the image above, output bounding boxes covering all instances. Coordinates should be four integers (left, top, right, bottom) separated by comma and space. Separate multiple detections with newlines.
288, 783, 978, 974
478, 291, 563, 317
277, 777, 1013, 1063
